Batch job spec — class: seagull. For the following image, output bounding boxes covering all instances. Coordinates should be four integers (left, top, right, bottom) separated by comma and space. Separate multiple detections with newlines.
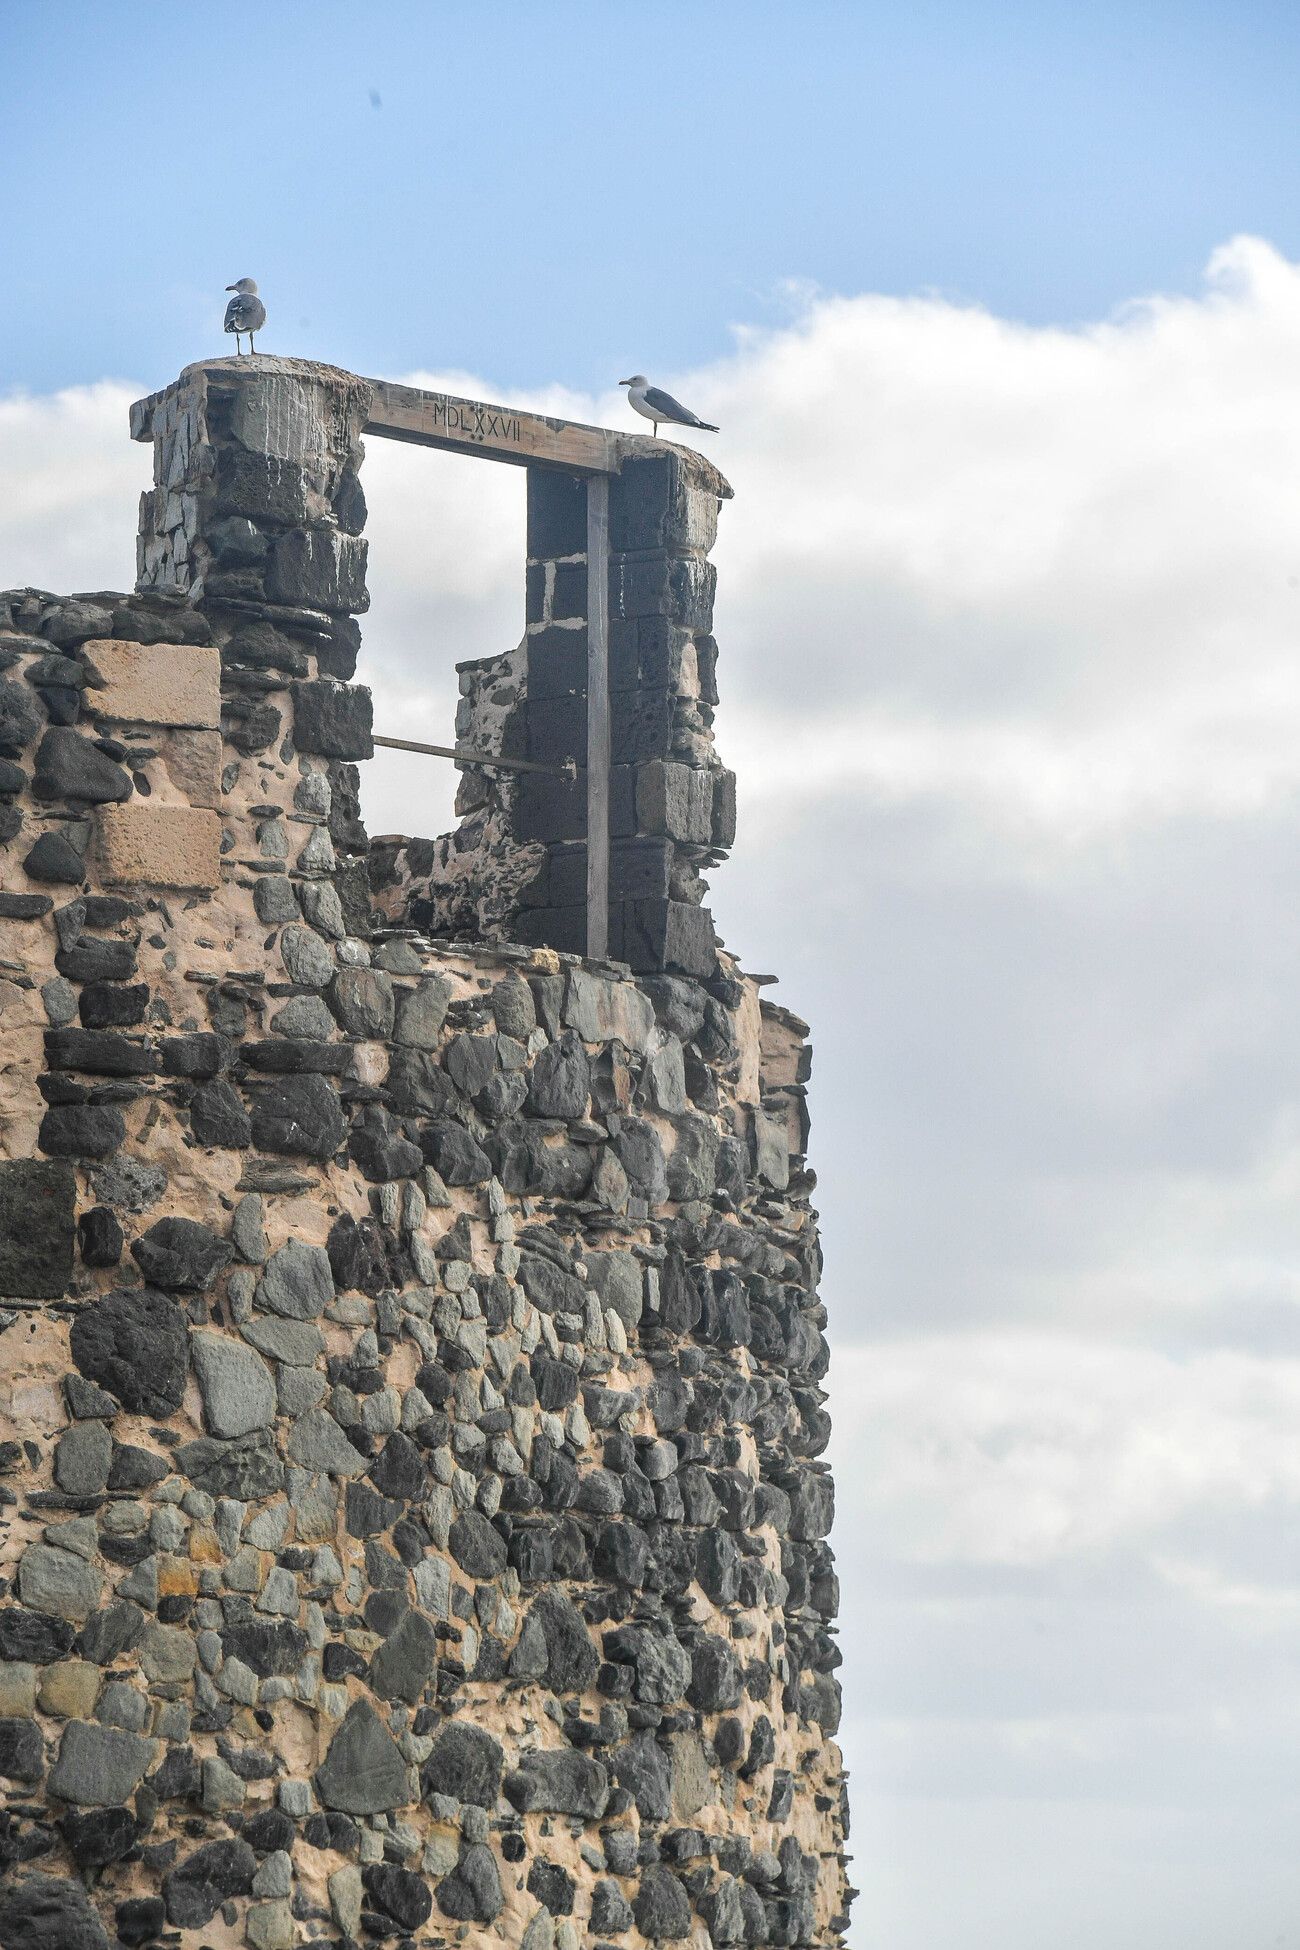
224, 278, 266, 355
619, 375, 718, 438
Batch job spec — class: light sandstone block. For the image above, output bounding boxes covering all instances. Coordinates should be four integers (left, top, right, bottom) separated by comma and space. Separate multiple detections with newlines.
82, 639, 220, 728
97, 804, 220, 889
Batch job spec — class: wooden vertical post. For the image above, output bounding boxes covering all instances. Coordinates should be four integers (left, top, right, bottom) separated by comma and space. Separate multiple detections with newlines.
585, 473, 611, 961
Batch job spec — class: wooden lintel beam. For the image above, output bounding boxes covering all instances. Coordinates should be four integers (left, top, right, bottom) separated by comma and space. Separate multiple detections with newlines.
363, 379, 616, 474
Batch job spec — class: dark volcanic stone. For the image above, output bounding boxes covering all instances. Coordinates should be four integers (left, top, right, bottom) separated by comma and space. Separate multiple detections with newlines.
504, 1750, 608, 1818
363, 1863, 433, 1932
69, 1287, 187, 1414
515, 1588, 600, 1693
241, 1807, 295, 1853
349, 1111, 422, 1183
0, 891, 50, 918
369, 1608, 437, 1705
250, 1072, 346, 1158
611, 1732, 672, 1820
0, 678, 42, 758
526, 1030, 590, 1119
290, 679, 373, 758
176, 1432, 283, 1500
60, 1804, 136, 1870
106, 1446, 167, 1492
114, 1896, 166, 1947
163, 1838, 256, 1928
0, 1717, 44, 1782
159, 1032, 226, 1078
23, 829, 88, 882
44, 1027, 152, 1075
76, 1602, 145, 1666
528, 1860, 576, 1915
634, 1868, 692, 1940
437, 1843, 503, 1924
0, 1159, 75, 1299
327, 1213, 404, 1294
422, 1723, 502, 1808
130, 1216, 232, 1292
315, 1698, 409, 1815
369, 1432, 427, 1501
38, 1104, 125, 1159
219, 1619, 308, 1680
0, 1608, 75, 1665
33, 728, 131, 803
419, 1122, 491, 1186
55, 937, 137, 983
448, 1511, 507, 1579
0, 1872, 110, 1950
189, 1079, 252, 1148
77, 1206, 124, 1267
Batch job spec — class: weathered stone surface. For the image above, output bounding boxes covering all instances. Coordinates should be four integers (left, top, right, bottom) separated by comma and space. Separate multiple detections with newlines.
0, 678, 42, 758
190, 1078, 252, 1147
437, 1842, 503, 1923
131, 1216, 232, 1290
286, 1408, 368, 1478
191, 1332, 276, 1438
393, 975, 450, 1046
69, 1287, 188, 1414
363, 1862, 434, 1932
0, 1159, 75, 1299
0, 1873, 110, 1950
504, 1750, 608, 1817
53, 1421, 112, 1495
423, 1722, 502, 1807
526, 1030, 590, 1118
98, 803, 220, 887
257, 1237, 334, 1317
315, 1698, 410, 1814
18, 1545, 100, 1623
634, 1867, 693, 1940
0, 1715, 44, 1782
163, 1838, 256, 1928
48, 1719, 153, 1806
34, 729, 130, 803
250, 1071, 346, 1156
81, 638, 219, 727
177, 1431, 284, 1499
449, 1510, 507, 1578
369, 1607, 437, 1705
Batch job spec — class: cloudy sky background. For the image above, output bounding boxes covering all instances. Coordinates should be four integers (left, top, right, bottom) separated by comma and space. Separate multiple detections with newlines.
7, 4, 1300, 1944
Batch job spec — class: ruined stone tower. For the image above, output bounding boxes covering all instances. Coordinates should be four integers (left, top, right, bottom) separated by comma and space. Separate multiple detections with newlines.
0, 357, 848, 1950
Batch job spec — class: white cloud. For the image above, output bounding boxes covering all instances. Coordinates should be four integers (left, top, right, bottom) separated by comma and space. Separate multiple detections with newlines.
8, 242, 1300, 1948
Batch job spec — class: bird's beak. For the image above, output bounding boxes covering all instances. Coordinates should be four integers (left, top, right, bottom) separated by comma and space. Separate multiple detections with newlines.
618, 377, 632, 387
225, 285, 236, 291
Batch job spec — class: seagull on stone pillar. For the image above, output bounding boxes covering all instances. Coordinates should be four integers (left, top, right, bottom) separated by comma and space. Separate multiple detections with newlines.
620, 375, 718, 438
224, 279, 266, 355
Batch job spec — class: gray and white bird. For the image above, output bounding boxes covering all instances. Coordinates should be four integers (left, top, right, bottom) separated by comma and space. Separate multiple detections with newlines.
619, 375, 718, 438
224, 278, 266, 355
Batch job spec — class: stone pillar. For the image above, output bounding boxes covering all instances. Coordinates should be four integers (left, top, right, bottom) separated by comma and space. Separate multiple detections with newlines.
515, 450, 736, 977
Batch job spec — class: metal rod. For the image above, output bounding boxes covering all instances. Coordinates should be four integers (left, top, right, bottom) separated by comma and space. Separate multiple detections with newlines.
373, 734, 575, 780
586, 474, 611, 960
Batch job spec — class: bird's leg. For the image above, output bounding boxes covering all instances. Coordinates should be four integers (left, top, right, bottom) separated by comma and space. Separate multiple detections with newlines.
234, 333, 243, 355
248, 332, 256, 353
653, 422, 659, 437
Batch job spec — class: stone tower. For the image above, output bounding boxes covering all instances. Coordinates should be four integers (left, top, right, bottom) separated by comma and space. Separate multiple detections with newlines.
0, 357, 849, 1950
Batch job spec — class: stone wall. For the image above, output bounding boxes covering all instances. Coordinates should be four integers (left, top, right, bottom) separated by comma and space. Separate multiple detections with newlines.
0, 358, 849, 1950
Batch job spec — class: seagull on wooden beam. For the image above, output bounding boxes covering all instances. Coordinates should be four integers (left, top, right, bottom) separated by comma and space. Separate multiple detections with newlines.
224, 278, 266, 355
620, 375, 718, 439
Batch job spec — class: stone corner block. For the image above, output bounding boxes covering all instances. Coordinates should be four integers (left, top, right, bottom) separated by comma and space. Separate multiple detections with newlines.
96, 804, 221, 890
83, 639, 220, 729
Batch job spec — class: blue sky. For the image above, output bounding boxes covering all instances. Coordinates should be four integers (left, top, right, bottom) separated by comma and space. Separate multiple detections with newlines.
5, 0, 1300, 394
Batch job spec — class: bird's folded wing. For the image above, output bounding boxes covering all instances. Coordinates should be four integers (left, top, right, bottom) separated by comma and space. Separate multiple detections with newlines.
642, 387, 693, 421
